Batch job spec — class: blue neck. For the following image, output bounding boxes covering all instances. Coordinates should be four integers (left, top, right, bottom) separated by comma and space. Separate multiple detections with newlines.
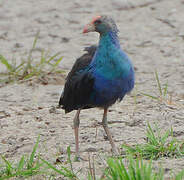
88, 30, 133, 81
99, 31, 120, 49
89, 31, 120, 66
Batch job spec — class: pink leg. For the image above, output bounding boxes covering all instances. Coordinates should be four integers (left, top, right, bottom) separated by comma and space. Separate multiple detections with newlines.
102, 108, 118, 155
73, 109, 81, 160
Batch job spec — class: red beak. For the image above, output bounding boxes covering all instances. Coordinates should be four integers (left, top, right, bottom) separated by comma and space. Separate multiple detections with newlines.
83, 23, 95, 33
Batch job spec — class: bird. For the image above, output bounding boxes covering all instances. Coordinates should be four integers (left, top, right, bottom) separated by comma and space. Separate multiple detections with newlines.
59, 15, 135, 160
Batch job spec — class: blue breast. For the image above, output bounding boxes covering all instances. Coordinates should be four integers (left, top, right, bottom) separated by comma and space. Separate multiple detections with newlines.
88, 31, 135, 107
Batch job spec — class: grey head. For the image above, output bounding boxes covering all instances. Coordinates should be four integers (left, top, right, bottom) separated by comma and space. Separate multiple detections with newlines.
83, 15, 119, 34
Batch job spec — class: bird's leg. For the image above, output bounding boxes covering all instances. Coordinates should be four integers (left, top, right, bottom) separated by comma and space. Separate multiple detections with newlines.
73, 109, 81, 161
102, 108, 118, 155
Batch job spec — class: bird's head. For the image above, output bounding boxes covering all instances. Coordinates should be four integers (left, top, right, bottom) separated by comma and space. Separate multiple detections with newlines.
83, 15, 118, 35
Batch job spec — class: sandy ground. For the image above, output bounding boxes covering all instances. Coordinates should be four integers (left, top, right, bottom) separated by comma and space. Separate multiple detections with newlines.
0, 0, 184, 179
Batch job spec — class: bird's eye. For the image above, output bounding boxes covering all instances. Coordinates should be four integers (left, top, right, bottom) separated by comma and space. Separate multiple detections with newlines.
95, 19, 102, 24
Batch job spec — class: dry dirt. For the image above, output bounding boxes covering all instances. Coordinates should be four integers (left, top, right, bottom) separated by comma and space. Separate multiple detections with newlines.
0, 0, 184, 179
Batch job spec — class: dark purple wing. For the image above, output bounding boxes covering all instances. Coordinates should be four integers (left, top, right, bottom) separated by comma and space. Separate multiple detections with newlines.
66, 45, 97, 80
59, 45, 97, 113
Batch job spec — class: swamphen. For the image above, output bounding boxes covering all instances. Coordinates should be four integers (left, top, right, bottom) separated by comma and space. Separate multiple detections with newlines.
59, 15, 135, 159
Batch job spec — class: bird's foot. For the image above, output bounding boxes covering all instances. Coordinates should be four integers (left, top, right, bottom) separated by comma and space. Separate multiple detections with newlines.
112, 148, 120, 157
74, 155, 84, 162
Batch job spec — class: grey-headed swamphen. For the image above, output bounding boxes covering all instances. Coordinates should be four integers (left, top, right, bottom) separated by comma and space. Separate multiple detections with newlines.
59, 15, 135, 160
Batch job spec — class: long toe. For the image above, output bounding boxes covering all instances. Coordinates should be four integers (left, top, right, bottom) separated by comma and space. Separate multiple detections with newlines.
112, 147, 120, 157
74, 155, 85, 162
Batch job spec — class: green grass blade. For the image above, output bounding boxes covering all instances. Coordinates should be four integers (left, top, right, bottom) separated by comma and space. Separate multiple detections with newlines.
32, 31, 40, 50
66, 146, 74, 175
140, 92, 159, 100
50, 57, 63, 72
40, 50, 46, 65
40, 158, 67, 176
27, 135, 40, 169
25, 31, 40, 74
1, 156, 13, 176
53, 57, 63, 67
163, 81, 168, 97
160, 129, 170, 145
47, 52, 61, 63
14, 61, 25, 72
23, 70, 38, 80
17, 155, 25, 172
175, 169, 184, 180
155, 70, 162, 96
147, 123, 159, 146
107, 158, 130, 180
0, 55, 13, 72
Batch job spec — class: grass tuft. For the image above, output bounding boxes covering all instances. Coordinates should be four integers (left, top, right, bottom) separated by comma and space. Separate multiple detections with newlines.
104, 157, 164, 180
0, 136, 48, 179
122, 123, 184, 160
41, 146, 78, 179
175, 169, 184, 180
0, 32, 64, 85
140, 70, 171, 104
